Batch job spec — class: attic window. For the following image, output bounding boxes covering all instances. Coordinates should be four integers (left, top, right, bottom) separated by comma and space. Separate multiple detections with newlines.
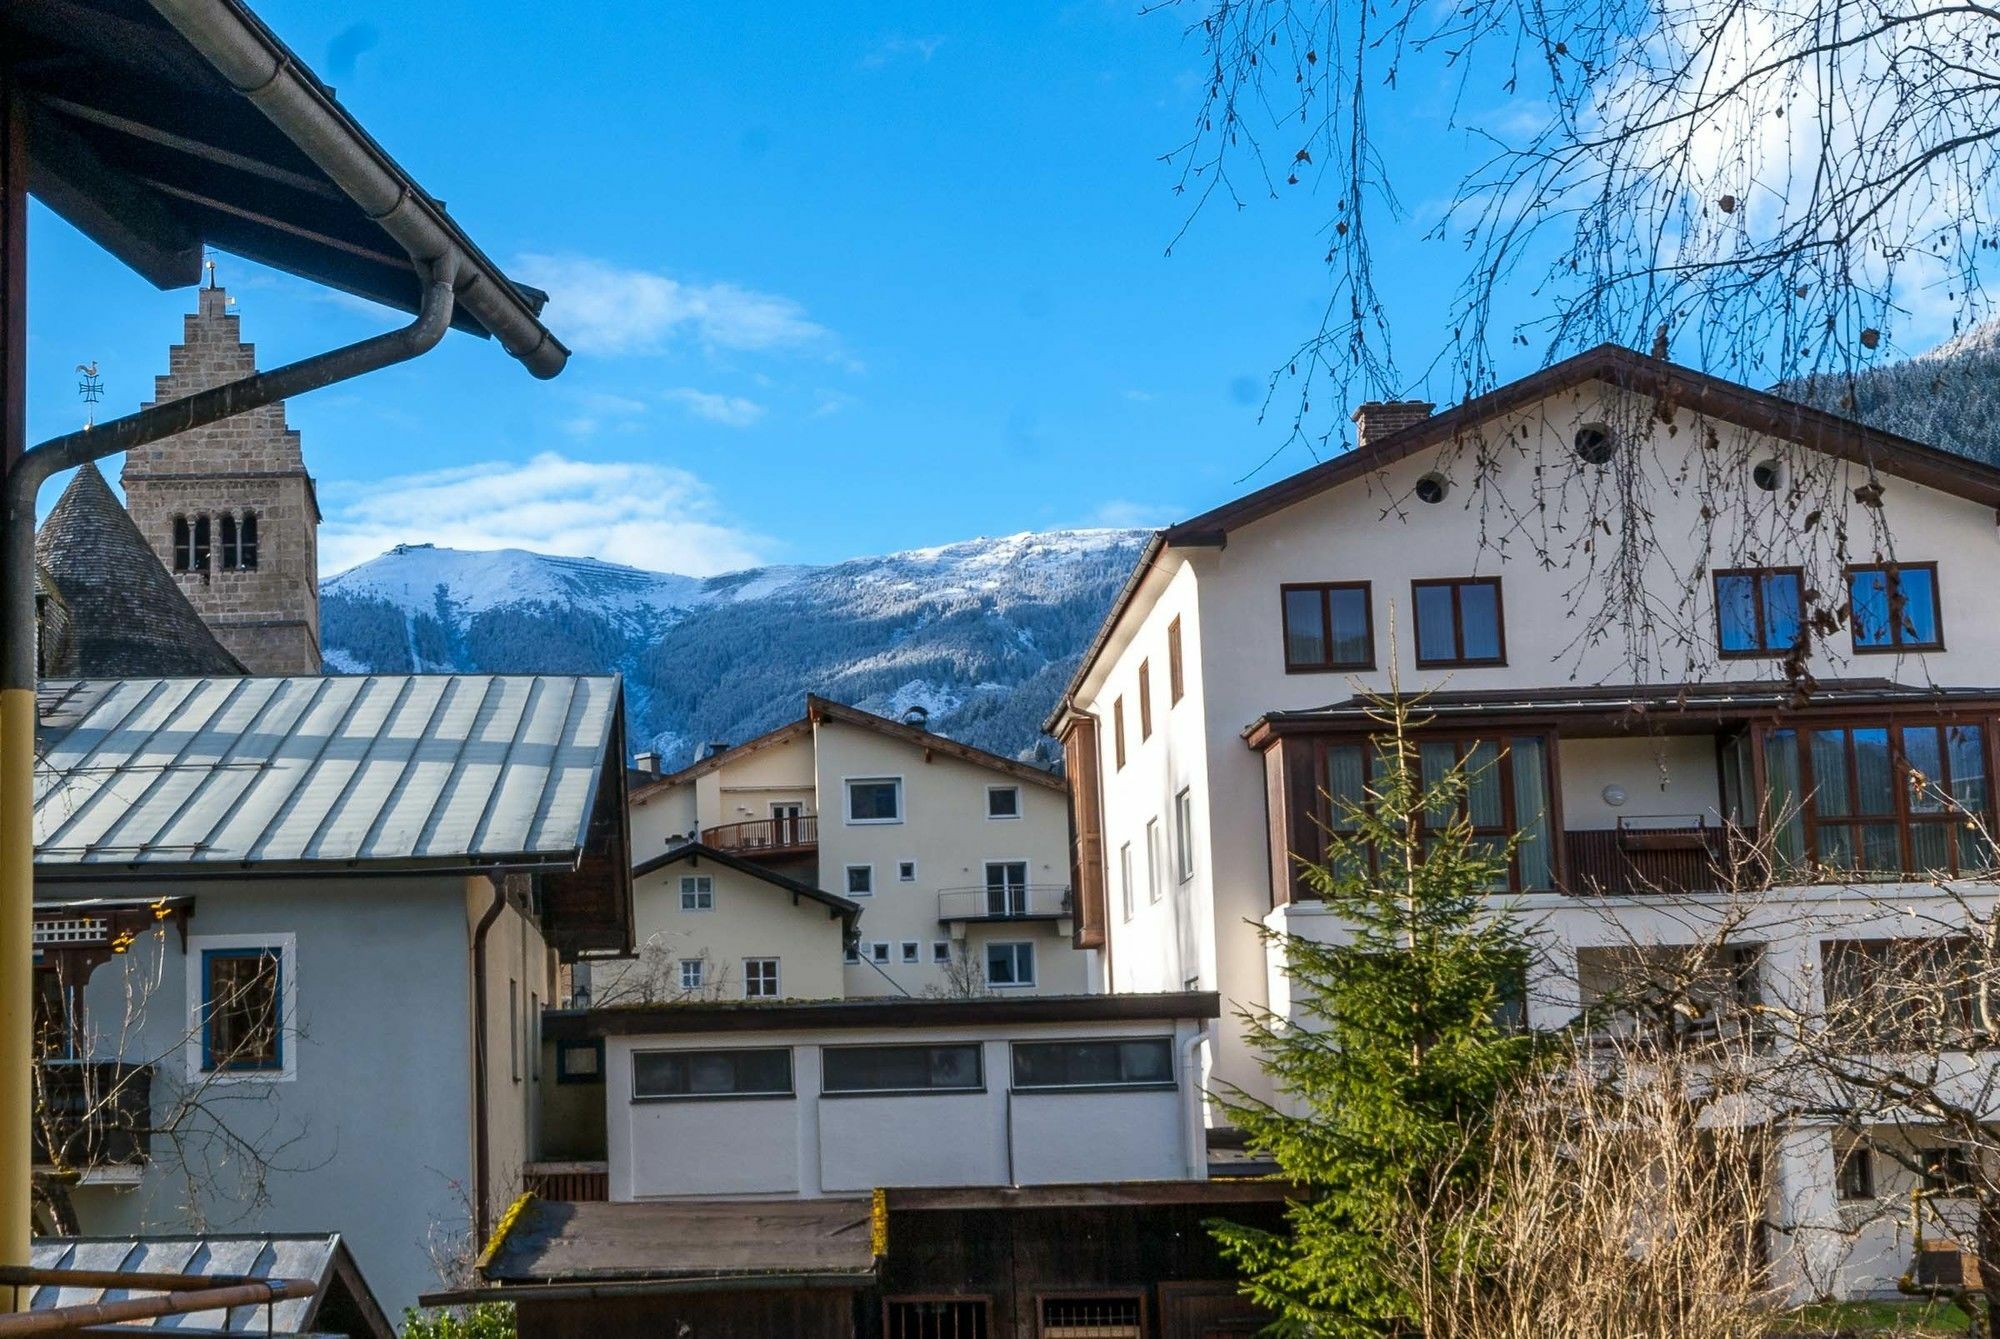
1573, 424, 1616, 465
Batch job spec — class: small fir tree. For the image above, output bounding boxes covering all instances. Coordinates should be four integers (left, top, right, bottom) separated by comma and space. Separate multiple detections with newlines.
1211, 690, 1548, 1337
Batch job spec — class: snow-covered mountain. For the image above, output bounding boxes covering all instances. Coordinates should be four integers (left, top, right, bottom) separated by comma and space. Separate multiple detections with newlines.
319, 530, 1148, 766
1795, 318, 2000, 462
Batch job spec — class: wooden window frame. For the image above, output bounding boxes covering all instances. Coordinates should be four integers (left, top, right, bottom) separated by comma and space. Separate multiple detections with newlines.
1296, 730, 1557, 892
1280, 581, 1375, 673
1768, 718, 1993, 877
1113, 697, 1126, 770
1411, 577, 1506, 668
1847, 561, 1945, 653
742, 957, 781, 999
883, 1295, 993, 1339
1035, 1289, 1148, 1339
1138, 660, 1153, 740
1167, 616, 1185, 704
1712, 566, 1805, 659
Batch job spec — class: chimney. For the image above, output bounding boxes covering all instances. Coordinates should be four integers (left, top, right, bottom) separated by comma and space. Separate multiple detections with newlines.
633, 751, 660, 776
900, 705, 930, 730
1352, 400, 1435, 448
702, 741, 732, 759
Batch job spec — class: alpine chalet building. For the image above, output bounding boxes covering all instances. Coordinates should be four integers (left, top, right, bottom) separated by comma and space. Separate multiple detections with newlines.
1050, 343, 2000, 1297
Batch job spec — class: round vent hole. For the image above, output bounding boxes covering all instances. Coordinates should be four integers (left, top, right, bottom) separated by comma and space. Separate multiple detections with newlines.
1415, 473, 1450, 505
1573, 424, 1616, 465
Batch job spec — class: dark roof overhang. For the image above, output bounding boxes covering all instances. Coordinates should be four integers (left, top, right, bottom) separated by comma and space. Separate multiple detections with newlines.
5, 0, 566, 375
546, 990, 1221, 1039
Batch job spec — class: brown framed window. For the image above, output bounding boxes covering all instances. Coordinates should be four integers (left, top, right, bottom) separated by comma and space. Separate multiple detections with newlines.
1281, 582, 1373, 672
1714, 568, 1804, 657
1762, 721, 1991, 876
1411, 577, 1504, 667
1167, 616, 1185, 704
885, 1296, 991, 1339
1112, 697, 1126, 770
1848, 562, 1942, 652
1038, 1293, 1144, 1338
1302, 732, 1555, 891
1138, 660, 1153, 740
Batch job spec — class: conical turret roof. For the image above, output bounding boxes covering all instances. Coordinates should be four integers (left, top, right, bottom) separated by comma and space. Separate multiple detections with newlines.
34, 462, 244, 677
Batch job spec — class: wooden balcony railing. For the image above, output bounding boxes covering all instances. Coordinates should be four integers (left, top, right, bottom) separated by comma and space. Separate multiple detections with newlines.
33, 1060, 151, 1167
524, 1160, 609, 1202
1562, 821, 1739, 896
937, 885, 1072, 924
700, 815, 817, 859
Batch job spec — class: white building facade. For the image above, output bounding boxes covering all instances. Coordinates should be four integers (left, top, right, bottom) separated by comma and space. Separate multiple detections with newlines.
622, 697, 1090, 999
1050, 345, 2000, 1298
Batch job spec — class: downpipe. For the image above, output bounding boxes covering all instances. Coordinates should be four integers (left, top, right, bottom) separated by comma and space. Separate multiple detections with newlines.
471, 877, 508, 1244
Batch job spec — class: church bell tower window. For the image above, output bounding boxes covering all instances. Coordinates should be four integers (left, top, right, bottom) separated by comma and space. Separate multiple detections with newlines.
220, 514, 238, 570
240, 512, 259, 570
171, 516, 210, 573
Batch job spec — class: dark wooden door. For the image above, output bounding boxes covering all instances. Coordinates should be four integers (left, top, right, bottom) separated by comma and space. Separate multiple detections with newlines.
772, 802, 804, 846
1156, 1283, 1266, 1339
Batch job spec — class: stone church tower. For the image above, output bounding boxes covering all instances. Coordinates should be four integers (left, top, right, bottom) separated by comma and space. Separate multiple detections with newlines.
122, 281, 321, 674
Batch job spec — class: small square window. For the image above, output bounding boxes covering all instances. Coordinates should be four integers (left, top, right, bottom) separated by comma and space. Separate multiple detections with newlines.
1282, 583, 1374, 671
844, 943, 861, 965
1412, 577, 1505, 667
898, 861, 916, 881
201, 946, 284, 1073
985, 941, 1036, 988
743, 958, 780, 999
932, 941, 952, 964
680, 875, 714, 911
870, 942, 891, 965
556, 1038, 603, 1085
846, 778, 903, 824
987, 786, 1021, 820
846, 865, 874, 897
1849, 563, 1943, 652
1714, 568, 1804, 657
901, 940, 920, 964
678, 958, 705, 992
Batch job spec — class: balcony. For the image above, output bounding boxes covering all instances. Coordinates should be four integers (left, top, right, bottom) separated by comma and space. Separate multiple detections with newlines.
700, 815, 817, 861
1562, 819, 1739, 896
33, 1060, 151, 1170
938, 884, 1073, 926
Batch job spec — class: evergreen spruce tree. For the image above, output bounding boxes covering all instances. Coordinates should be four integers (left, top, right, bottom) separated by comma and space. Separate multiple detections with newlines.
1211, 690, 1548, 1336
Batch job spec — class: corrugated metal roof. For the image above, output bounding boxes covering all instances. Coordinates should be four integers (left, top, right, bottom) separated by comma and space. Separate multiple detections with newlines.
33, 675, 621, 870
481, 1199, 876, 1284
28, 1233, 389, 1337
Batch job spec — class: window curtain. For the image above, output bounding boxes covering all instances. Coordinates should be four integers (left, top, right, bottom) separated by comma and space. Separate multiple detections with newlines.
1764, 730, 1807, 868
1510, 737, 1553, 890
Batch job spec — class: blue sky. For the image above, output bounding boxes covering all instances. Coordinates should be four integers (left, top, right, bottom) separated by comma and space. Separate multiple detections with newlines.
17, 3, 1733, 574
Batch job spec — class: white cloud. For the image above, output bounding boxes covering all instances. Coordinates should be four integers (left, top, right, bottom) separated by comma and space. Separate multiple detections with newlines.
663, 387, 765, 427
514, 254, 832, 357
319, 450, 770, 576
1084, 499, 1181, 530
561, 391, 649, 438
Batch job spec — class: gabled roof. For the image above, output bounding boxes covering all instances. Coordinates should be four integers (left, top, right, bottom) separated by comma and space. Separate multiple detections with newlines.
634, 841, 861, 929
1048, 342, 2000, 731
34, 462, 245, 678
33, 674, 623, 872
632, 695, 1064, 804
30, 1233, 393, 1339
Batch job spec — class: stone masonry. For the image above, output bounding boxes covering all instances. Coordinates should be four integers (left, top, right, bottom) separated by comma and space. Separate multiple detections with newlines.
121, 283, 321, 674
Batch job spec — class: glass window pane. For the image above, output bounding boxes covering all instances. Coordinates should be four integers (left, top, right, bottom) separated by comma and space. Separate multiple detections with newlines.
1511, 738, 1552, 890
1852, 729, 1894, 815
1811, 730, 1852, 817
1327, 587, 1370, 666
1415, 584, 1458, 662
824, 1044, 982, 1093
1419, 741, 1459, 824
1897, 567, 1939, 645
1464, 741, 1504, 828
1957, 823, 1994, 873
848, 780, 900, 821
1118, 1040, 1174, 1083
1905, 727, 1946, 813
1950, 726, 1987, 815
1858, 823, 1901, 874
1850, 570, 1892, 647
1762, 573, 1802, 651
1765, 730, 1806, 867
1817, 825, 1855, 869
1459, 583, 1501, 660
1284, 588, 1327, 667
1323, 745, 1367, 832
1716, 574, 1759, 652
1910, 822, 1950, 873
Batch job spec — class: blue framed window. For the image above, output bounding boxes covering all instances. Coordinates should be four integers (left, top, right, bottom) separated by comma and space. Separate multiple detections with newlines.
1714, 568, 1804, 657
1849, 563, 1942, 652
200, 947, 283, 1072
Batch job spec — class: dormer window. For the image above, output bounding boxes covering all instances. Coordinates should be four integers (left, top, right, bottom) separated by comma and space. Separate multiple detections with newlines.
172, 515, 210, 573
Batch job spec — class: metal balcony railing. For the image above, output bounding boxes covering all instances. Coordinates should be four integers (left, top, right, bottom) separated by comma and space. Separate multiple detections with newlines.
936, 884, 1072, 923
700, 815, 817, 858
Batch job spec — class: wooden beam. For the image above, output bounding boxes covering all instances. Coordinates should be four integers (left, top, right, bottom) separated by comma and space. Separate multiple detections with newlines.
21, 97, 199, 289
31, 95, 342, 201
